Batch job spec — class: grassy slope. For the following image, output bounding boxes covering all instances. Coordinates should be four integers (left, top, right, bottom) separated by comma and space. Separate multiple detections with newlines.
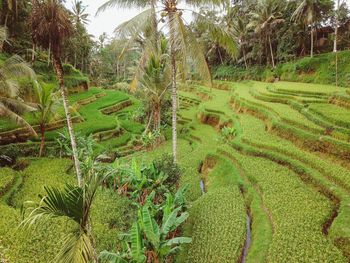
0, 158, 134, 263
129, 83, 350, 262
1, 79, 350, 262
214, 50, 350, 87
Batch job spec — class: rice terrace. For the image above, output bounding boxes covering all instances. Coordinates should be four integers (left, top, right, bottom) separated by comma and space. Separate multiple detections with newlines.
1, 0, 350, 262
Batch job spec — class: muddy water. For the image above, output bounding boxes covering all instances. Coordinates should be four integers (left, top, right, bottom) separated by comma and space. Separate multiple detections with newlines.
241, 214, 252, 263
199, 179, 205, 194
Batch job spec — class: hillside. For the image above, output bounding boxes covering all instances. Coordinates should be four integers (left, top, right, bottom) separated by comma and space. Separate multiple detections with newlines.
214, 51, 350, 88
1, 80, 350, 262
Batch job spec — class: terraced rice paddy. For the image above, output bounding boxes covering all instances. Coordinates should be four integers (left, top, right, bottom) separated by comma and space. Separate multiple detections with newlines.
1, 80, 350, 262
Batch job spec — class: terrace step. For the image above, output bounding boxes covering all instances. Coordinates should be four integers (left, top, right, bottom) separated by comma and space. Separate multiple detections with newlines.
100, 99, 133, 115
0, 116, 83, 145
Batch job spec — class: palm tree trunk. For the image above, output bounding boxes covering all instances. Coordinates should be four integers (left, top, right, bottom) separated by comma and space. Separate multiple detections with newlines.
169, 10, 177, 163
48, 43, 51, 66
243, 46, 248, 69
52, 52, 82, 186
217, 46, 224, 65
4, 13, 9, 28
153, 101, 161, 130
39, 123, 45, 157
268, 35, 275, 68
31, 43, 36, 64
333, 24, 338, 53
335, 51, 338, 87
334, 1, 339, 87
310, 25, 314, 58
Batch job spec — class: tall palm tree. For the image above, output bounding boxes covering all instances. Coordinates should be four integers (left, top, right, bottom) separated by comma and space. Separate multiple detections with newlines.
232, 17, 250, 69
71, 0, 90, 26
20, 166, 107, 263
138, 38, 171, 132
249, 0, 284, 68
98, 0, 234, 163
32, 82, 60, 157
292, 0, 324, 58
29, 0, 82, 186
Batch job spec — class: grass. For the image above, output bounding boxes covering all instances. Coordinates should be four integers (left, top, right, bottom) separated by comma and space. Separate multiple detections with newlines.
180, 155, 246, 263
44, 89, 130, 140
2, 78, 350, 262
0, 158, 134, 263
214, 50, 350, 87
0, 168, 16, 196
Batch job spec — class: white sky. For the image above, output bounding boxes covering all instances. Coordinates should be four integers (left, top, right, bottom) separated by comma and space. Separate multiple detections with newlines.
64, 0, 197, 40
65, 0, 350, 40
65, 0, 144, 39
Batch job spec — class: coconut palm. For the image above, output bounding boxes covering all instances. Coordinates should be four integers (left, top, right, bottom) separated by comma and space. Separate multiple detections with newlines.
32, 82, 60, 157
292, 0, 328, 57
136, 38, 171, 132
71, 0, 90, 26
232, 17, 250, 69
29, 0, 82, 186
0, 53, 38, 136
249, 0, 284, 68
98, 0, 234, 163
20, 163, 108, 263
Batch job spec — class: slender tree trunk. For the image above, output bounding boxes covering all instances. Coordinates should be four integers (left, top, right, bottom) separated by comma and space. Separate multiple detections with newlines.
243, 46, 248, 69
333, 24, 338, 53
218, 46, 224, 65
31, 43, 36, 64
310, 25, 314, 58
52, 52, 82, 186
4, 13, 9, 28
334, 0, 340, 88
48, 43, 51, 66
335, 51, 338, 87
153, 101, 161, 130
169, 10, 177, 163
39, 123, 45, 157
144, 109, 153, 135
124, 58, 126, 80
268, 35, 275, 68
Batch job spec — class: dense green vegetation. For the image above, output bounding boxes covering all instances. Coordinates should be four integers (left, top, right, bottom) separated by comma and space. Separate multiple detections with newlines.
214, 51, 350, 87
1, 0, 350, 262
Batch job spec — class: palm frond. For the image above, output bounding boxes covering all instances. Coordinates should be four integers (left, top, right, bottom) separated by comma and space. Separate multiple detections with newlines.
193, 12, 237, 58
54, 228, 95, 263
175, 14, 212, 86
0, 102, 37, 136
20, 185, 84, 229
97, 0, 149, 15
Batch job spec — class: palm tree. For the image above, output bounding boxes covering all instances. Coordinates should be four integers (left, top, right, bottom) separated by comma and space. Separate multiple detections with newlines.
98, 0, 234, 163
71, 0, 90, 26
0, 51, 38, 136
292, 0, 325, 58
232, 17, 250, 69
29, 0, 82, 186
20, 167, 107, 263
249, 0, 284, 68
138, 38, 171, 132
32, 82, 60, 157
332, 0, 346, 87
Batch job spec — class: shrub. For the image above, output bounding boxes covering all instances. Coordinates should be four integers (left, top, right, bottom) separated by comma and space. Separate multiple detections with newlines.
153, 153, 182, 187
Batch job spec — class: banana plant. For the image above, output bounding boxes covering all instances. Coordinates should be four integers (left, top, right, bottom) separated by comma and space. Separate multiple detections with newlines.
114, 158, 170, 204
100, 221, 146, 263
140, 205, 191, 263
100, 200, 191, 263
